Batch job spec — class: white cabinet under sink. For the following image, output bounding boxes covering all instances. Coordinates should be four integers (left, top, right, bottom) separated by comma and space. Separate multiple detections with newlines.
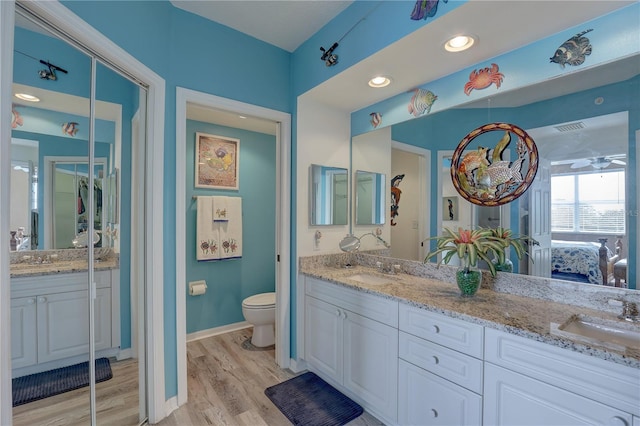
10, 269, 120, 375
304, 276, 398, 425
484, 328, 639, 425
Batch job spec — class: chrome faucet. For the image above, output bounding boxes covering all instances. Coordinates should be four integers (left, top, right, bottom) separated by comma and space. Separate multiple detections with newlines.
618, 301, 639, 322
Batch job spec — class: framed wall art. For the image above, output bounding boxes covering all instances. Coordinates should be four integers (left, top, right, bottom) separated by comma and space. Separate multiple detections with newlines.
195, 132, 240, 190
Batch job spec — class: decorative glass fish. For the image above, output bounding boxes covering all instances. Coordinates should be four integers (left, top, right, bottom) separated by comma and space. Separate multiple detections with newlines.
369, 112, 382, 128
410, 0, 448, 20
550, 29, 593, 68
62, 122, 79, 136
407, 88, 438, 117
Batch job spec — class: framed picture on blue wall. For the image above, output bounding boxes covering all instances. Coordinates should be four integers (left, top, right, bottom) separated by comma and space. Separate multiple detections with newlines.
195, 132, 240, 190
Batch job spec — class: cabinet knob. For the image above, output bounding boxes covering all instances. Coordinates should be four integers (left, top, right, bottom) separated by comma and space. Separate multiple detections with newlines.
37, 297, 47, 303
27, 298, 35, 305
608, 416, 628, 426
430, 324, 440, 334
430, 409, 438, 418
336, 309, 341, 317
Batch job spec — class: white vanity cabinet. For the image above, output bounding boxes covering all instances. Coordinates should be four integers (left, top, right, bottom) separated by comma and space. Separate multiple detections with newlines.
483, 328, 639, 425
11, 269, 119, 375
304, 276, 399, 425
398, 304, 483, 426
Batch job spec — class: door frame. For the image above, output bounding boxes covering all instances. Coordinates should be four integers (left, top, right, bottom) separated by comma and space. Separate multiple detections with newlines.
0, 1, 166, 423
175, 87, 291, 406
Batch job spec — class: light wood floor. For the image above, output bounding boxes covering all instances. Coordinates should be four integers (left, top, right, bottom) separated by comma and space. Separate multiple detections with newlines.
13, 328, 383, 425
157, 328, 384, 426
12, 357, 140, 426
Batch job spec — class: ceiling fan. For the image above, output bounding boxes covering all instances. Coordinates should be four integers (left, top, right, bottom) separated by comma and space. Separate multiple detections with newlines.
570, 156, 626, 170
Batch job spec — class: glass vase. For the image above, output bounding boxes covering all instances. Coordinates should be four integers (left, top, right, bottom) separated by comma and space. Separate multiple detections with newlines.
456, 260, 482, 297
492, 257, 513, 273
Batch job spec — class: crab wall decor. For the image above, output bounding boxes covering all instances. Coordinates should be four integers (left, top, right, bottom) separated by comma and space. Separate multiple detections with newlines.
464, 63, 504, 96
450, 123, 539, 206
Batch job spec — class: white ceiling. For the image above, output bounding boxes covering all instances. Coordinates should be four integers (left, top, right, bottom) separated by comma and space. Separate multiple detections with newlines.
170, 0, 353, 53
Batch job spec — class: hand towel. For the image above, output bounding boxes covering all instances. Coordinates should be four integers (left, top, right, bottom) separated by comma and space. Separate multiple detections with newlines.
212, 196, 230, 221
219, 197, 242, 259
196, 196, 220, 261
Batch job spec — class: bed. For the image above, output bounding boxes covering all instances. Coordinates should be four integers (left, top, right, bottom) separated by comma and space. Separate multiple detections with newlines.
551, 238, 621, 285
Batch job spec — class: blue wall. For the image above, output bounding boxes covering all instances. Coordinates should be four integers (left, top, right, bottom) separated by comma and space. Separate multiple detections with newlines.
185, 120, 276, 333
61, 0, 293, 397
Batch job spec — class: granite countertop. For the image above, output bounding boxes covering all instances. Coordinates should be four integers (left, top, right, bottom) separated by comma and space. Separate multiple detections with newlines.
10, 258, 119, 278
300, 260, 640, 369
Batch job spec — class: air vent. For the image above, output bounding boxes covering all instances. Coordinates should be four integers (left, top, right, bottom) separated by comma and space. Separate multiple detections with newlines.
554, 122, 585, 132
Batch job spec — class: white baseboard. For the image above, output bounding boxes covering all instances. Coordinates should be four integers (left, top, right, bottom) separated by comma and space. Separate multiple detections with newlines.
117, 348, 133, 361
186, 321, 251, 343
164, 395, 179, 418
288, 358, 308, 374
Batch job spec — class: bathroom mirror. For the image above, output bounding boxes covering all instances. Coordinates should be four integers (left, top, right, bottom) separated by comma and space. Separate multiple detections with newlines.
355, 170, 386, 225
309, 164, 348, 226
350, 42, 638, 286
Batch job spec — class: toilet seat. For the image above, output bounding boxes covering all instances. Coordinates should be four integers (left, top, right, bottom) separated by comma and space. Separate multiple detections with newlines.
242, 292, 275, 309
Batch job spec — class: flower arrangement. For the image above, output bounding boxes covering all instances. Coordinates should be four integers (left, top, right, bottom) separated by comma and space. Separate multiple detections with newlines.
424, 227, 506, 277
486, 226, 533, 272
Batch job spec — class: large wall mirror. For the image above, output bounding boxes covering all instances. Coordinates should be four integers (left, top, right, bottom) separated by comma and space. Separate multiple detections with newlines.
351, 45, 638, 288
309, 164, 348, 226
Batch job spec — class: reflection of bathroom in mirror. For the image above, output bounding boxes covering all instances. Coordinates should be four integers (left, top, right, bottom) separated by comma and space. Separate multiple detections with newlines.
309, 164, 348, 226
355, 170, 386, 226
353, 52, 638, 287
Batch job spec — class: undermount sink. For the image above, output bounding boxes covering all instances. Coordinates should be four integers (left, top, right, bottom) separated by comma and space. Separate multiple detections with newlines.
346, 273, 394, 286
551, 314, 640, 351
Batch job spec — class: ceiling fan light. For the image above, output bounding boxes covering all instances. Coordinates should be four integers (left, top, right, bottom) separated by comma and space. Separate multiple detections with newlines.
15, 93, 40, 102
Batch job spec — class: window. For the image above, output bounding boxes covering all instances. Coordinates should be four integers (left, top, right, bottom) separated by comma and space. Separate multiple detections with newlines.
551, 170, 625, 233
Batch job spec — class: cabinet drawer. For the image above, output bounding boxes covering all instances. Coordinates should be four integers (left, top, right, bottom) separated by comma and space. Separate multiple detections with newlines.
485, 328, 640, 416
399, 304, 483, 358
399, 331, 483, 394
305, 276, 398, 327
399, 359, 482, 426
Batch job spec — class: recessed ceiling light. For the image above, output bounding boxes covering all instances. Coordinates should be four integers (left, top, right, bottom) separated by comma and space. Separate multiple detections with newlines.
368, 76, 391, 88
444, 35, 476, 52
14, 93, 40, 102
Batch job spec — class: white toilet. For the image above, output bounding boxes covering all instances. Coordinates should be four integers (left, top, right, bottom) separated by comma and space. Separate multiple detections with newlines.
241, 292, 276, 347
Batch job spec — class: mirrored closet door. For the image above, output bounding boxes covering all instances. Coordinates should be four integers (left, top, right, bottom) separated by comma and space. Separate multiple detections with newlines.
10, 6, 147, 425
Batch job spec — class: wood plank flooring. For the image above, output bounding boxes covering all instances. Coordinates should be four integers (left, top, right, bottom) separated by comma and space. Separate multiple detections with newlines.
12, 357, 140, 426
158, 328, 384, 426
13, 328, 384, 425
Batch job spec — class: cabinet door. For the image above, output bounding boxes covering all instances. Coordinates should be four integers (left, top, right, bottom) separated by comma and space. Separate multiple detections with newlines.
484, 363, 633, 425
344, 310, 398, 424
399, 359, 481, 426
11, 297, 38, 369
37, 288, 111, 363
305, 296, 342, 384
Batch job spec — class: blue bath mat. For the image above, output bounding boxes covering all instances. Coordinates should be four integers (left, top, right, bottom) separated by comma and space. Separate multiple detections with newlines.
12, 358, 112, 407
265, 371, 363, 426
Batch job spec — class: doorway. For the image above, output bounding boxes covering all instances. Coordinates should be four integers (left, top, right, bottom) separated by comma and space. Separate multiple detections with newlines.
175, 88, 291, 406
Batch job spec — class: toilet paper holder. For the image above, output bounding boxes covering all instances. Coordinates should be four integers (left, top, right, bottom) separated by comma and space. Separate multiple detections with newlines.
189, 280, 207, 296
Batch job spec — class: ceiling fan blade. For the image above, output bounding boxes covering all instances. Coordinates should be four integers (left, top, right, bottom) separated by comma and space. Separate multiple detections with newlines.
611, 159, 626, 165
570, 159, 591, 169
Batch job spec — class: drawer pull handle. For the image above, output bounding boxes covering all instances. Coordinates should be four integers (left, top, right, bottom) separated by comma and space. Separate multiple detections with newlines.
432, 356, 439, 364
608, 416, 628, 426
431, 325, 440, 334
430, 409, 438, 418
